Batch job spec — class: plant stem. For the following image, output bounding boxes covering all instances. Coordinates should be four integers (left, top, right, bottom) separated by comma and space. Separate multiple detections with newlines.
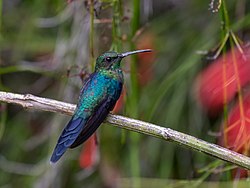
128, 0, 141, 181
220, 0, 230, 151
111, 0, 122, 51
129, 0, 140, 117
89, 0, 95, 71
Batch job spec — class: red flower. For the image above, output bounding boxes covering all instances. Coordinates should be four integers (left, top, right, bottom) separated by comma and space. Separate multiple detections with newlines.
196, 48, 250, 116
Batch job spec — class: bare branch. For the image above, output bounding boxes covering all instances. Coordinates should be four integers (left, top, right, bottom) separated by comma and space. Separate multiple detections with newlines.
0, 91, 250, 170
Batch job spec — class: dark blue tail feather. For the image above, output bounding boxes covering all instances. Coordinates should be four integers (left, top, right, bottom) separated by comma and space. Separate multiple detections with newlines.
50, 117, 84, 163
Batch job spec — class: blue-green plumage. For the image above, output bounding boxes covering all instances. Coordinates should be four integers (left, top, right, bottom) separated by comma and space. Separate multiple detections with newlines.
50, 49, 151, 163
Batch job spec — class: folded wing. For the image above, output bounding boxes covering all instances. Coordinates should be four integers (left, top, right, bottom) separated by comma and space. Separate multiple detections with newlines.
70, 96, 116, 148
50, 74, 122, 163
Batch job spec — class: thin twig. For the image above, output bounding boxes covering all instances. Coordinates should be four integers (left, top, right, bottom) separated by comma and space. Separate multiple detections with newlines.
0, 91, 250, 170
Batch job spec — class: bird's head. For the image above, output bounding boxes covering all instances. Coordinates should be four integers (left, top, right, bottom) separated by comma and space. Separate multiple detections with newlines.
95, 49, 152, 72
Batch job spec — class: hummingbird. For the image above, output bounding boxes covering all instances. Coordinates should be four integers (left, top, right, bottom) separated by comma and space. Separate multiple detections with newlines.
50, 49, 152, 163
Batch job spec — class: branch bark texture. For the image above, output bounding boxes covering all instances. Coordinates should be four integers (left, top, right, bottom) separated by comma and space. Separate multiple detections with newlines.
0, 91, 250, 170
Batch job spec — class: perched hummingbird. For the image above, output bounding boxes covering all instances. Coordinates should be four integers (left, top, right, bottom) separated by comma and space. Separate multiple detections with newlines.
50, 49, 152, 163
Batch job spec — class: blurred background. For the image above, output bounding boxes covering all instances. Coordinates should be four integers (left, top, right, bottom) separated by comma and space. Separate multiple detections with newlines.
1, 0, 250, 187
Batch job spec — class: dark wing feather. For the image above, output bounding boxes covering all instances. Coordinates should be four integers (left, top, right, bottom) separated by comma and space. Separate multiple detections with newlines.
70, 96, 116, 148
70, 80, 123, 148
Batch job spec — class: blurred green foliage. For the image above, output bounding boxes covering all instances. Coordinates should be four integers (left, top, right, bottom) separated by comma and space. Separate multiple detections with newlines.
1, 0, 250, 187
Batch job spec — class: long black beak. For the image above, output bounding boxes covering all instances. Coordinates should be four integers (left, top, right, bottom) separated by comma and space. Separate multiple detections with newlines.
119, 49, 152, 58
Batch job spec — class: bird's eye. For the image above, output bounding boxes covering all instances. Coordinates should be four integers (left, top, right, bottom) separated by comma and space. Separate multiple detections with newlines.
106, 57, 112, 62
